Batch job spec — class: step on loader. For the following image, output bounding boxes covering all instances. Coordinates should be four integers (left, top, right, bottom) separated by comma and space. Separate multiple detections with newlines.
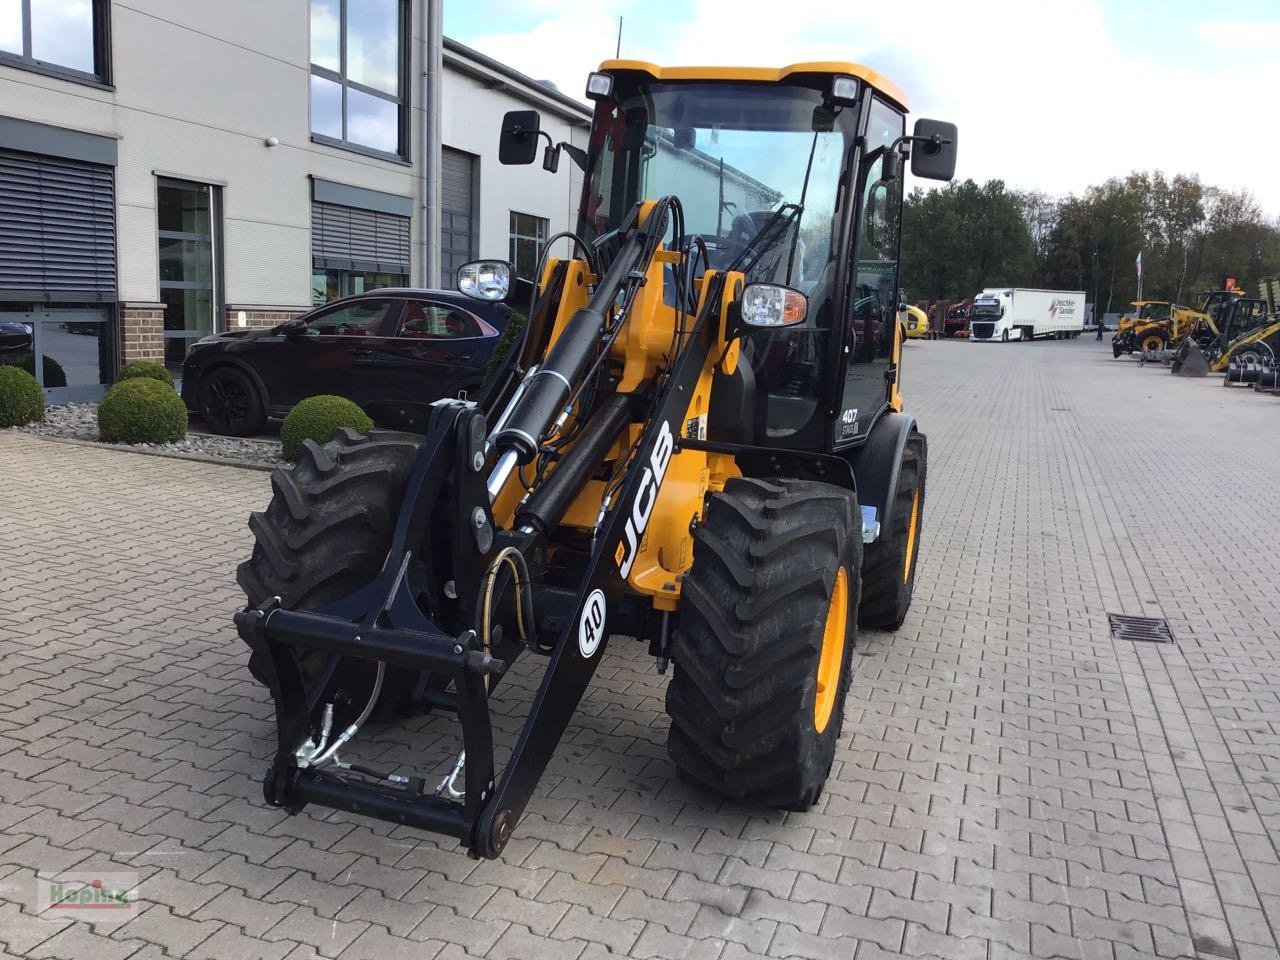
233, 61, 957, 859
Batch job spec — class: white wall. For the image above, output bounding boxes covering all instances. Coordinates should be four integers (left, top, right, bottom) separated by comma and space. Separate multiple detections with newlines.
440, 69, 586, 265
0, 0, 588, 310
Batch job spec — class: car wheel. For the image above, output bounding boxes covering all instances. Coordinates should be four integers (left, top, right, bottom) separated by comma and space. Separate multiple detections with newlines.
200, 366, 266, 436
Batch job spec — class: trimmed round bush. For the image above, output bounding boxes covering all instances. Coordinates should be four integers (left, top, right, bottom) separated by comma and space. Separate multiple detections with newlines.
0, 366, 44, 428
0, 351, 67, 388
281, 395, 373, 460
97, 377, 188, 444
116, 360, 172, 384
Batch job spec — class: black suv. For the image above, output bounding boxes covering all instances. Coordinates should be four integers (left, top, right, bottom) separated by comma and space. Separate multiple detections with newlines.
181, 289, 513, 436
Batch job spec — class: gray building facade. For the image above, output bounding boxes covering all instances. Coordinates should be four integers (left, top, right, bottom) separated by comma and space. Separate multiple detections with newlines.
0, 0, 589, 400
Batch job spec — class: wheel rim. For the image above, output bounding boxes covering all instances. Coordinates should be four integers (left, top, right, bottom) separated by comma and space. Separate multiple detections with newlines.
903, 486, 921, 583
1141, 335, 1163, 352
814, 567, 849, 734
206, 375, 249, 426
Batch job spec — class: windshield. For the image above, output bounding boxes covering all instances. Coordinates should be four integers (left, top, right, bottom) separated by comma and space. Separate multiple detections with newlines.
1137, 303, 1170, 321
581, 80, 858, 292
971, 300, 1002, 317
580, 77, 875, 447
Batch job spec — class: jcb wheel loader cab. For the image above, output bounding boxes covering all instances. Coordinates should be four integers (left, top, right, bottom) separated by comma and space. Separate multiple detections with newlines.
233, 59, 955, 860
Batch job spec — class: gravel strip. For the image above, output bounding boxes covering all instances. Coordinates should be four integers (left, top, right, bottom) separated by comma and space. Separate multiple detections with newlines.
9, 402, 285, 466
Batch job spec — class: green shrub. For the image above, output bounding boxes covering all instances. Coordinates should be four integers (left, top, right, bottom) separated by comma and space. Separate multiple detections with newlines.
97, 377, 187, 444
0, 351, 67, 388
0, 366, 44, 428
116, 360, 172, 384
281, 395, 373, 460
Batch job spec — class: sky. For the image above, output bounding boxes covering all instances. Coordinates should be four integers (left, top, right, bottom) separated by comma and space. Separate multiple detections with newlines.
446, 0, 1280, 217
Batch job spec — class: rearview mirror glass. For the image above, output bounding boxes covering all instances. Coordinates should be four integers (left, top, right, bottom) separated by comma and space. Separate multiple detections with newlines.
499, 110, 541, 165
910, 118, 958, 182
280, 317, 308, 336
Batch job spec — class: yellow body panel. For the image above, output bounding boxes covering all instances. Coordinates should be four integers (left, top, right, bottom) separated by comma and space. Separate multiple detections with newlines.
528, 246, 742, 610
598, 59, 909, 111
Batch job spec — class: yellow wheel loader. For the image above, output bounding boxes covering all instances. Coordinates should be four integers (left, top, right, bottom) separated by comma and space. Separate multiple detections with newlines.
233, 61, 956, 858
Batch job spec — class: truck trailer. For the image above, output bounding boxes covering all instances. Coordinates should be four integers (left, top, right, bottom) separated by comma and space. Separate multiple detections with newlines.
968, 288, 1086, 342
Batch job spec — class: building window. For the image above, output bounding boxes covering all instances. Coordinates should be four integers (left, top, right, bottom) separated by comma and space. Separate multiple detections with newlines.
310, 268, 407, 305
157, 178, 221, 375
509, 212, 549, 282
0, 0, 111, 84
309, 0, 407, 159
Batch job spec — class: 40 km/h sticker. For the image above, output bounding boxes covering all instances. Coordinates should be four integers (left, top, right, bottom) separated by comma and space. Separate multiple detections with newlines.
578, 589, 607, 658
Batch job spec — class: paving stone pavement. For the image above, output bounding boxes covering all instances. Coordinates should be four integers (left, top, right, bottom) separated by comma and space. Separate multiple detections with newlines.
2, 337, 1279, 960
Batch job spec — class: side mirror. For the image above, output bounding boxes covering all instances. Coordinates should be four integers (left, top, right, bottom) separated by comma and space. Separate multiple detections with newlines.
280, 317, 308, 336
909, 118, 958, 181
458, 260, 512, 302
499, 110, 541, 165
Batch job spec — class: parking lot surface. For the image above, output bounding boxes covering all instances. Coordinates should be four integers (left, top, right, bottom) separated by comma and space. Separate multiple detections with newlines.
2, 337, 1279, 960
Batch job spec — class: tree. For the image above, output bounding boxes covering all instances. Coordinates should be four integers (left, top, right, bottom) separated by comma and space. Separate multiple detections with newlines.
900, 179, 1034, 300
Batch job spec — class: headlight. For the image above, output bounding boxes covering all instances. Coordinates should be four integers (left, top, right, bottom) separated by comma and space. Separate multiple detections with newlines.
739, 284, 807, 328
458, 260, 511, 302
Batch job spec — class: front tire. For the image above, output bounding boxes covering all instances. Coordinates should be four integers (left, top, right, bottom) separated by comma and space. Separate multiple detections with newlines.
237, 428, 424, 704
859, 433, 926, 630
199, 365, 266, 436
1230, 341, 1273, 367
1138, 331, 1167, 353
665, 478, 861, 810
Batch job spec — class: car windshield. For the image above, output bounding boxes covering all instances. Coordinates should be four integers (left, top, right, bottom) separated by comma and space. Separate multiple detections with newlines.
581, 79, 859, 292
972, 300, 1002, 316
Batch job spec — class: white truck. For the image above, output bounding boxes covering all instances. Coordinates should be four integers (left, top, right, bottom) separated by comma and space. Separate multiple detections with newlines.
968, 288, 1086, 342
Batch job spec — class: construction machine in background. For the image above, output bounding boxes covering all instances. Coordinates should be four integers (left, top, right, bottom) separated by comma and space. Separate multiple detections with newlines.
232, 60, 957, 859
1112, 286, 1246, 360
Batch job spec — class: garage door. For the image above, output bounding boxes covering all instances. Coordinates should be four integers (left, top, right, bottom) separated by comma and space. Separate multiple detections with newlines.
0, 148, 116, 299
441, 148, 475, 280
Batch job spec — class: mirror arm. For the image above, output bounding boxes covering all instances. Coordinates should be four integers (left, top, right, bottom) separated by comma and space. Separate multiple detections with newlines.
891, 132, 953, 159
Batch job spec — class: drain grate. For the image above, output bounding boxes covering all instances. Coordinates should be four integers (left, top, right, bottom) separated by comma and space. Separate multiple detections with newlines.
1108, 614, 1174, 643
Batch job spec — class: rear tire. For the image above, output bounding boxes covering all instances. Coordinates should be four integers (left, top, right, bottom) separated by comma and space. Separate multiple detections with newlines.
665, 478, 861, 810
237, 428, 424, 704
859, 433, 926, 630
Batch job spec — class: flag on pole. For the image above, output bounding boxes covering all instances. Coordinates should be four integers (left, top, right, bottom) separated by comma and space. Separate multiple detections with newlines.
1135, 250, 1143, 279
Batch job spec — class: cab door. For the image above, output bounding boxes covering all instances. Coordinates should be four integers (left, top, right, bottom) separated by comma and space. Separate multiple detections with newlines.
359, 299, 499, 431
837, 97, 905, 445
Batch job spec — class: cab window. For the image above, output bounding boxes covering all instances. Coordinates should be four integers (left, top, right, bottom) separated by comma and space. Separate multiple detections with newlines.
397, 302, 483, 339
304, 299, 397, 336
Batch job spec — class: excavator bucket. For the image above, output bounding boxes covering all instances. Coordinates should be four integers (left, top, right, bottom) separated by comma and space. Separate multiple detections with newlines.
1171, 342, 1209, 377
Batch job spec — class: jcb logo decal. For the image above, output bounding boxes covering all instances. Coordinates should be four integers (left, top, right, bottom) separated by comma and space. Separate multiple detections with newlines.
616, 419, 675, 579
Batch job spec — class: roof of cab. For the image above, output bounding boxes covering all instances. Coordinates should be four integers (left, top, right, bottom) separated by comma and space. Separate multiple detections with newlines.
597, 59, 908, 111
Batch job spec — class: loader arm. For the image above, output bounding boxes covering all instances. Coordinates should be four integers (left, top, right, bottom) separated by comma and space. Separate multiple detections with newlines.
236, 199, 737, 858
